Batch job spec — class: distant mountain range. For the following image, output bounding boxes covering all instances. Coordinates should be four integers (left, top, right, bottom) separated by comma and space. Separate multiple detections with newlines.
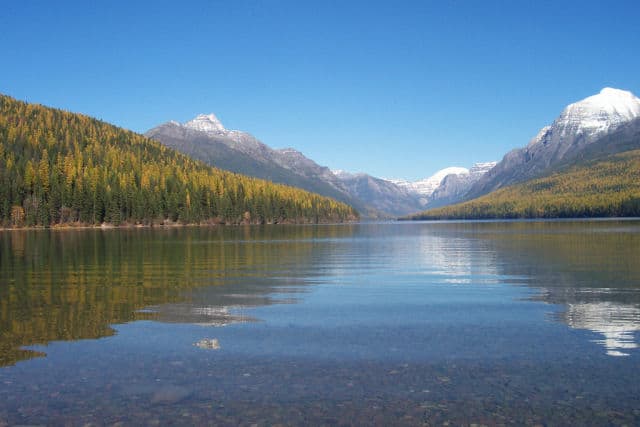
146, 115, 495, 217
146, 115, 357, 206
147, 87, 640, 220
331, 170, 424, 216
5, 85, 636, 224
390, 167, 469, 206
391, 163, 497, 208
411, 88, 640, 219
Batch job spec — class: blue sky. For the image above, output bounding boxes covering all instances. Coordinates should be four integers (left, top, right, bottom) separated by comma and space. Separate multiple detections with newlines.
2, 1, 639, 180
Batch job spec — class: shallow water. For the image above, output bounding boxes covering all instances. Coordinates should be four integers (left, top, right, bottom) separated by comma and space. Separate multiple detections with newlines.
0, 220, 639, 425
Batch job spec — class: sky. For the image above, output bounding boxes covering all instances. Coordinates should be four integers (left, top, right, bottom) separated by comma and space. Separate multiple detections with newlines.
1, 1, 639, 181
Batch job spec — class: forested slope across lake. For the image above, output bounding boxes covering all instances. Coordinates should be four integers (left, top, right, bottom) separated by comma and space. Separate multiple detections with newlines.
0, 95, 358, 228
407, 149, 640, 220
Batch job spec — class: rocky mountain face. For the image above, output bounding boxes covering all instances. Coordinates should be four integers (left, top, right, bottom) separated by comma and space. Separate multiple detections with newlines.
150, 115, 336, 185
272, 148, 346, 191
146, 115, 378, 216
332, 171, 424, 217
467, 88, 640, 199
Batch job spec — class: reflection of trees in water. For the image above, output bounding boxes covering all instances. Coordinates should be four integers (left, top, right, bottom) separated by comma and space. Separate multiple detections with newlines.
0, 225, 355, 366
2, 221, 638, 365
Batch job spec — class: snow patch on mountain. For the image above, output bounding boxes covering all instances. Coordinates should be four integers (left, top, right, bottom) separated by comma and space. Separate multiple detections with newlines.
562, 88, 640, 133
184, 113, 227, 134
391, 167, 469, 198
332, 170, 368, 179
427, 162, 497, 208
467, 162, 497, 178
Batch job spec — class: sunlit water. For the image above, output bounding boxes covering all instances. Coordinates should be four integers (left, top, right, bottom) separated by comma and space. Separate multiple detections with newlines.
1, 221, 639, 425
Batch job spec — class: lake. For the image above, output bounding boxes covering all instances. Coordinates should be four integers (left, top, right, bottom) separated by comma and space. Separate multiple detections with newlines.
1, 220, 639, 425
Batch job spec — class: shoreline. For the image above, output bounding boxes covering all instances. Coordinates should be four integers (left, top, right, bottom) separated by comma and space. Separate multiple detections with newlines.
4, 216, 640, 232
0, 218, 360, 232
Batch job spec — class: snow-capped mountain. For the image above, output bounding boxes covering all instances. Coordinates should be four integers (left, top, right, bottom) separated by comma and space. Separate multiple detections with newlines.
468, 88, 640, 199
555, 87, 640, 135
525, 88, 640, 162
392, 167, 469, 199
390, 165, 495, 207
427, 161, 497, 208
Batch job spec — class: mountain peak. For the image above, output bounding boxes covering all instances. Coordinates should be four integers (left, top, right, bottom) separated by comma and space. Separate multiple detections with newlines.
184, 113, 226, 133
467, 88, 640, 200
559, 88, 640, 131
599, 87, 634, 97
587, 88, 639, 115
427, 167, 470, 182
391, 166, 469, 199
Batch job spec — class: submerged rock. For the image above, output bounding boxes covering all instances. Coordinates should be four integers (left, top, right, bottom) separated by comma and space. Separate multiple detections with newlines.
194, 338, 221, 350
151, 385, 192, 404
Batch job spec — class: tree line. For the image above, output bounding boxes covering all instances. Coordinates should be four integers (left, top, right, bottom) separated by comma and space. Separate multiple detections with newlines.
0, 94, 358, 227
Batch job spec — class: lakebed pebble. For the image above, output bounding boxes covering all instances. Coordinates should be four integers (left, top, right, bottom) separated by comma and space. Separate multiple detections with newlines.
194, 338, 220, 350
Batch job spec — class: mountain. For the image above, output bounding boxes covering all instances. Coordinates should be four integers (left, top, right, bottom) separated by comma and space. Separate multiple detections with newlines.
184, 113, 226, 133
391, 166, 469, 205
0, 94, 358, 227
332, 171, 424, 217
389, 164, 496, 208
147, 114, 499, 217
147, 114, 439, 217
426, 162, 497, 208
467, 88, 640, 199
145, 115, 370, 213
272, 147, 347, 193
408, 88, 640, 220
407, 146, 640, 220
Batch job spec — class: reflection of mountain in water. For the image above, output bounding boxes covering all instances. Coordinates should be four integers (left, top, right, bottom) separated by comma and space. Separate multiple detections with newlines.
462, 220, 640, 357
395, 221, 640, 357
561, 302, 640, 357
142, 303, 253, 327
1, 221, 638, 365
144, 276, 305, 326
330, 222, 502, 285
417, 233, 499, 284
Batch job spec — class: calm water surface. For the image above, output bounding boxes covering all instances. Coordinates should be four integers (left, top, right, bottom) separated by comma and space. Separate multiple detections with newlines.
0, 221, 639, 425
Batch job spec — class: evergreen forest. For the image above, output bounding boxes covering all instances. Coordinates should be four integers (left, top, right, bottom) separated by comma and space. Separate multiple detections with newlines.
0, 94, 358, 227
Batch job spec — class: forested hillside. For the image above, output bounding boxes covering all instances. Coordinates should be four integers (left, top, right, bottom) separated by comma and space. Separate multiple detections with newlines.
0, 95, 358, 227
407, 149, 640, 220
